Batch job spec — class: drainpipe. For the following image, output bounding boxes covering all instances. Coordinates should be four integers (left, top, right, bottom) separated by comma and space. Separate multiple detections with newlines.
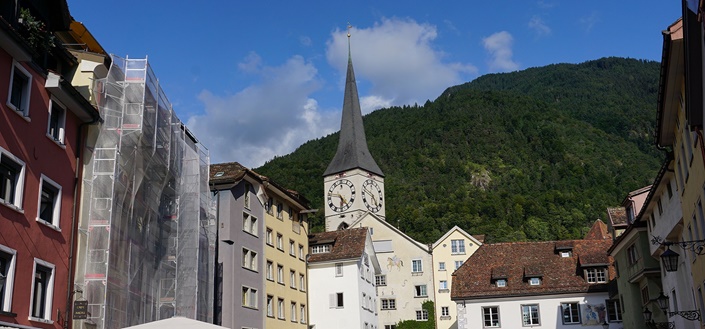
65, 114, 102, 329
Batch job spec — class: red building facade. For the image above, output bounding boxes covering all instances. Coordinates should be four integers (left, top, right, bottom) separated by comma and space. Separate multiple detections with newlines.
0, 1, 101, 328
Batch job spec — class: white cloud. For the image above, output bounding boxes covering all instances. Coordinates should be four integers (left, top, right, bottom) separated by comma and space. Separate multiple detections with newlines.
482, 31, 520, 72
528, 16, 551, 36
299, 36, 312, 47
187, 54, 338, 167
580, 12, 600, 32
325, 17, 477, 113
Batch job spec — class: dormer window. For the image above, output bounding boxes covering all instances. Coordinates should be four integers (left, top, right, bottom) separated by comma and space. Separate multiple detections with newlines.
495, 279, 507, 287
560, 251, 572, 257
311, 244, 331, 254
529, 277, 541, 286
585, 267, 607, 283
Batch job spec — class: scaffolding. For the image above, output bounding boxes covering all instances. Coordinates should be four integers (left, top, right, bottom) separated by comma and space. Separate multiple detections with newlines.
75, 55, 215, 329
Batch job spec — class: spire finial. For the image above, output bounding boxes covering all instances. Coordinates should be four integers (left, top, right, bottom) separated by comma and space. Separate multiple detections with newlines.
347, 22, 352, 59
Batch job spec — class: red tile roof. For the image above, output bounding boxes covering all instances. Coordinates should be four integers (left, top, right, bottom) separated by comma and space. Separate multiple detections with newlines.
451, 238, 613, 300
308, 228, 369, 263
584, 219, 611, 240
607, 207, 627, 227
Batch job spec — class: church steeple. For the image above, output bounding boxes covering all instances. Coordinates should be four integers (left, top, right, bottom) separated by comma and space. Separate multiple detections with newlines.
323, 28, 384, 177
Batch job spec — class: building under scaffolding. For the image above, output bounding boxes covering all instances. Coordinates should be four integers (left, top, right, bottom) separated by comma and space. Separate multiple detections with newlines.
74, 55, 215, 329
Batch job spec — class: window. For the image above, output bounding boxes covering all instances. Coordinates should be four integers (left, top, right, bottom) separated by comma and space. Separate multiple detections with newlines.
277, 298, 285, 319
276, 201, 283, 219
0, 245, 17, 312
627, 244, 639, 265
362, 292, 367, 309
300, 304, 306, 323
415, 309, 429, 321
242, 213, 257, 236
8, 61, 31, 116
414, 284, 427, 297
521, 304, 540, 326
243, 182, 251, 209
381, 298, 396, 310
291, 302, 297, 322
241, 248, 257, 271
528, 277, 540, 286
560, 251, 572, 257
335, 263, 343, 277
0, 148, 25, 209
265, 198, 273, 215
439, 280, 448, 290
438, 262, 446, 271
451, 239, 466, 254
290, 270, 296, 289
376, 274, 387, 286
585, 268, 607, 283
36, 175, 62, 229
299, 274, 305, 291
641, 285, 650, 305
657, 199, 663, 215
299, 244, 304, 260
384, 326, 397, 329
330, 292, 344, 308
667, 180, 673, 198
266, 295, 274, 317
47, 99, 66, 144
241, 286, 257, 309
483, 306, 500, 327
277, 264, 284, 284
289, 240, 296, 256
455, 260, 464, 270
606, 299, 622, 322
561, 302, 580, 324
276, 233, 283, 250
266, 228, 273, 245
30, 259, 55, 320
266, 260, 273, 281
441, 306, 450, 316
311, 244, 331, 254
411, 259, 423, 273
496, 279, 506, 287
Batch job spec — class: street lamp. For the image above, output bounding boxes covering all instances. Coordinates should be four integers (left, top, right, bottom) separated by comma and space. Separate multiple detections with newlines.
643, 307, 653, 322
656, 292, 670, 314
660, 247, 680, 272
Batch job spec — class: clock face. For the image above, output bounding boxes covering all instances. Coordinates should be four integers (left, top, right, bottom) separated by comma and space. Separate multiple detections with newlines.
362, 179, 383, 213
327, 179, 356, 212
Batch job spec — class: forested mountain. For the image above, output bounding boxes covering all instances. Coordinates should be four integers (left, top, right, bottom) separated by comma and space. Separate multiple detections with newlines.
255, 57, 664, 243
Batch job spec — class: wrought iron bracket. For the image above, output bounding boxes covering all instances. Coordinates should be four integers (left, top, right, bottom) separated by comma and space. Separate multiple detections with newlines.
668, 310, 701, 321
651, 236, 705, 255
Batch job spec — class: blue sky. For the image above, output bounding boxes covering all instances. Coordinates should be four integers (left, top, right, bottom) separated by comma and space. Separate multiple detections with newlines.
68, 1, 681, 168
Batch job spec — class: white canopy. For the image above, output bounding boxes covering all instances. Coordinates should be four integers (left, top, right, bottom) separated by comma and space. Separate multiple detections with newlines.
122, 317, 227, 329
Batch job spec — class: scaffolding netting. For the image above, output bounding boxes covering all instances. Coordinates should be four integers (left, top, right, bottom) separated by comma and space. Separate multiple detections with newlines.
74, 55, 216, 329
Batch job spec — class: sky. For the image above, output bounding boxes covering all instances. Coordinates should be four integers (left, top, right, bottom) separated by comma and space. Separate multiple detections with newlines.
68, 1, 682, 168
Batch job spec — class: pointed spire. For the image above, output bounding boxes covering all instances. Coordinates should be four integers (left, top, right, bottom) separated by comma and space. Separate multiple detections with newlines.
324, 27, 384, 177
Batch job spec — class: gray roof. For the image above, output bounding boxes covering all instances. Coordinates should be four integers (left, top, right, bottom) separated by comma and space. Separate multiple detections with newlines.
323, 53, 384, 177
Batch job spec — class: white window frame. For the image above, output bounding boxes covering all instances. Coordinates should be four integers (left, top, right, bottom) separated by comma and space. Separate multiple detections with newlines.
7, 60, 32, 118
411, 259, 423, 273
482, 306, 500, 328
528, 277, 540, 286
415, 309, 429, 321
586, 267, 607, 283
376, 274, 387, 286
266, 227, 273, 246
278, 298, 285, 319
299, 273, 305, 291
266, 295, 274, 317
290, 302, 297, 322
290, 270, 296, 289
276, 233, 283, 250
496, 279, 507, 287
521, 304, 540, 326
439, 280, 448, 290
46, 98, 66, 145
455, 260, 464, 270
241, 248, 257, 272
0, 147, 26, 210
299, 244, 304, 260
311, 244, 331, 254
451, 239, 466, 254
335, 263, 343, 277
381, 298, 396, 310
441, 306, 450, 316
289, 239, 296, 256
561, 302, 580, 324
266, 260, 273, 281
36, 174, 62, 230
414, 284, 427, 297
242, 213, 257, 236
29, 258, 55, 322
0, 244, 17, 313
438, 262, 446, 271
241, 286, 257, 309
300, 304, 306, 324
330, 292, 344, 308
277, 264, 284, 284
243, 182, 251, 209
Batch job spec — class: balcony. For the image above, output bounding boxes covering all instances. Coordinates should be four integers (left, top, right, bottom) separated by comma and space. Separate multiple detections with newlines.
626, 257, 660, 283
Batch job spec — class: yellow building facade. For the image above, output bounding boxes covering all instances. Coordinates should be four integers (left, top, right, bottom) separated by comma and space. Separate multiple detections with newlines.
431, 226, 482, 329
264, 185, 310, 329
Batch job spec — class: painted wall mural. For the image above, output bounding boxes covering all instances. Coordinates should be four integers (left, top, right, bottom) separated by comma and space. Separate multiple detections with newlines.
387, 255, 403, 271
581, 303, 606, 325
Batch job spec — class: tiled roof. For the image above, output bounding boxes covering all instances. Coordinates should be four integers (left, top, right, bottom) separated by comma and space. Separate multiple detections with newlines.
308, 228, 369, 263
607, 207, 627, 227
473, 234, 486, 243
209, 161, 310, 207
452, 238, 613, 300
584, 219, 611, 240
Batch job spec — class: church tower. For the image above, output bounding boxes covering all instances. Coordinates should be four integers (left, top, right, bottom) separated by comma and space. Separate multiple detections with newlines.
323, 28, 385, 231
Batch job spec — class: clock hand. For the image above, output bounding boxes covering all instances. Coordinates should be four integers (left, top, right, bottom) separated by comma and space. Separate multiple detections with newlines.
363, 187, 378, 206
